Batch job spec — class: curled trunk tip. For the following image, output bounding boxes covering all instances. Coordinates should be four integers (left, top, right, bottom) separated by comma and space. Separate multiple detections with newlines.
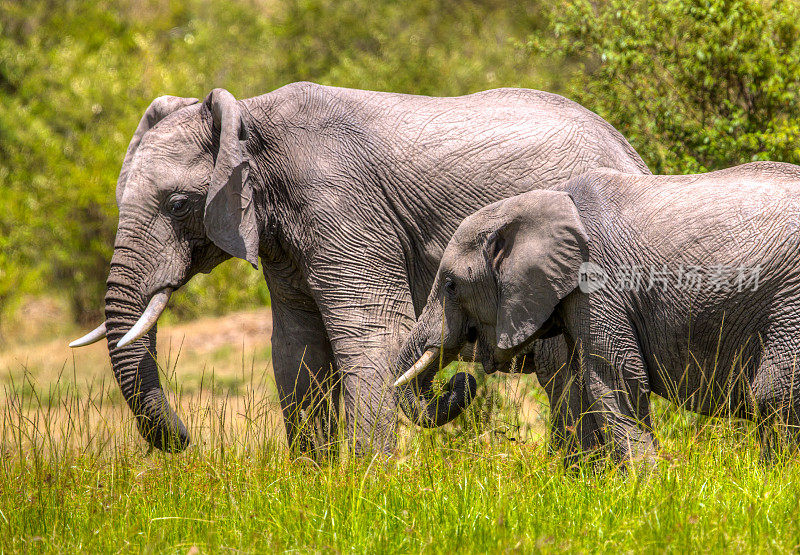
399, 371, 478, 428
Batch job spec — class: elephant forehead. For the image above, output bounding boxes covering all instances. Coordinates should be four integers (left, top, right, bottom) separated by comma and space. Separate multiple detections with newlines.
120, 155, 181, 205
121, 133, 212, 204
449, 213, 491, 250
441, 229, 483, 268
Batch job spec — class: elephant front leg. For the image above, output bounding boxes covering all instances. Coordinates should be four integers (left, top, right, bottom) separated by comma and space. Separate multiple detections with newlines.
529, 336, 604, 461
271, 301, 340, 460
330, 321, 417, 455
305, 246, 420, 456
577, 334, 658, 468
561, 304, 658, 468
320, 293, 417, 456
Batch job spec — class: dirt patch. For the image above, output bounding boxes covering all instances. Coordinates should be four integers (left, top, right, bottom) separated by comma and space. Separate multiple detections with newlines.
0, 308, 274, 389
159, 309, 272, 355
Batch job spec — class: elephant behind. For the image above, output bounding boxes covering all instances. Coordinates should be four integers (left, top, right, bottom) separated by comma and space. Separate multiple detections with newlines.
70, 82, 650, 455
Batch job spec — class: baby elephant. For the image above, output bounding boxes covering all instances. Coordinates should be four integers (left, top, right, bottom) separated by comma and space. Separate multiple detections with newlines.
394, 161, 800, 465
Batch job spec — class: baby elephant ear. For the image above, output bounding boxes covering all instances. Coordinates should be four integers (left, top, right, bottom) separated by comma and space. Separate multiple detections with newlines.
117, 96, 199, 205
485, 190, 589, 350
203, 88, 260, 269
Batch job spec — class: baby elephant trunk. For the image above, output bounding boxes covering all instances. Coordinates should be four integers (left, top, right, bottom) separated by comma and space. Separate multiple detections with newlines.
394, 324, 477, 428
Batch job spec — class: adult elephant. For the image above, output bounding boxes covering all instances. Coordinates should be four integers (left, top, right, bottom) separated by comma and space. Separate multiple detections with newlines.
70, 82, 649, 455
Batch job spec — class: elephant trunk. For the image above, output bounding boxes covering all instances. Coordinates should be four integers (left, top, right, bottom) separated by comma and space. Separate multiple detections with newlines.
105, 266, 188, 452
395, 323, 477, 428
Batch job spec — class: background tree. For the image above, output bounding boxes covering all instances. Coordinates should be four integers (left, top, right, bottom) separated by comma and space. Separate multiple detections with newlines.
531, 0, 800, 173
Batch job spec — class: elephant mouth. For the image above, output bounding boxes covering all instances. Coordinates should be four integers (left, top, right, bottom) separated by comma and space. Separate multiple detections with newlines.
393, 331, 501, 385
483, 357, 513, 375
479, 349, 502, 375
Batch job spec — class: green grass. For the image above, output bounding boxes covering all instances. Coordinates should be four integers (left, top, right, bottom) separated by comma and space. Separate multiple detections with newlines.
3, 343, 800, 552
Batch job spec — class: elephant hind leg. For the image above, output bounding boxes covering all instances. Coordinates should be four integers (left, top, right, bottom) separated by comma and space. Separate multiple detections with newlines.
758, 404, 800, 463
755, 410, 800, 465
752, 341, 800, 462
287, 369, 342, 459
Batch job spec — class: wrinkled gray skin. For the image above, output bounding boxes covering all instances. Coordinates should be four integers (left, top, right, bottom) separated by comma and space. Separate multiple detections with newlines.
96, 82, 650, 454
397, 162, 800, 465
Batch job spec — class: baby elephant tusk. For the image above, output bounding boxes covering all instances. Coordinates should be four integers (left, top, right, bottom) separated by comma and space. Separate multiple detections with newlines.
116, 289, 172, 348
394, 348, 439, 387
68, 322, 107, 348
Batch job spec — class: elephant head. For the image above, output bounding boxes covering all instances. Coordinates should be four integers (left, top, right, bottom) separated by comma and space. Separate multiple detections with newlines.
394, 190, 588, 426
70, 88, 259, 451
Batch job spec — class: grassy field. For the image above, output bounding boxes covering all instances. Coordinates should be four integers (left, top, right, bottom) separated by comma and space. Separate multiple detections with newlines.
2, 309, 800, 552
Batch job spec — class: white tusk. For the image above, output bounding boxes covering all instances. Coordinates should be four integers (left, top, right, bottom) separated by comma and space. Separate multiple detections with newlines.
394, 348, 439, 387
116, 289, 172, 348
69, 322, 107, 348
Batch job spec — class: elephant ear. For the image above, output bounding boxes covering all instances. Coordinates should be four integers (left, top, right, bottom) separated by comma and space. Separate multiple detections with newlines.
117, 95, 199, 205
203, 88, 259, 269
485, 190, 589, 350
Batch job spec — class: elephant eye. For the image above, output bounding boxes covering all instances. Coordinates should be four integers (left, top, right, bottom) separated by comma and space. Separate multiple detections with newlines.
444, 276, 457, 295
167, 193, 191, 218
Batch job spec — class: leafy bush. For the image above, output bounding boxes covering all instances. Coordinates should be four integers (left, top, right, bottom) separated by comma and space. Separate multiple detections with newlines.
532, 0, 800, 173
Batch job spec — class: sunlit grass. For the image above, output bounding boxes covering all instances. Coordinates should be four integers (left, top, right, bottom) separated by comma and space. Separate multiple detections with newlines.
2, 319, 800, 552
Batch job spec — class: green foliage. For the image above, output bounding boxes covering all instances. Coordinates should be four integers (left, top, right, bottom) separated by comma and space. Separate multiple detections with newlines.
166, 259, 270, 322
2, 2, 135, 324
274, 0, 545, 95
533, 0, 800, 173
